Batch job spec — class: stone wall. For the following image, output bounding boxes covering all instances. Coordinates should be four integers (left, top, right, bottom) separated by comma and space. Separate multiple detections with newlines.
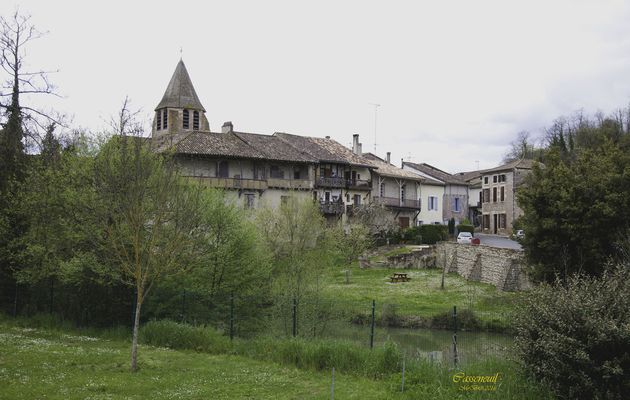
436, 242, 531, 291
359, 245, 437, 269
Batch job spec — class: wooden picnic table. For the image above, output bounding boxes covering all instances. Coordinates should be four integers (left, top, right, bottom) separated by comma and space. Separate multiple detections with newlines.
390, 273, 410, 283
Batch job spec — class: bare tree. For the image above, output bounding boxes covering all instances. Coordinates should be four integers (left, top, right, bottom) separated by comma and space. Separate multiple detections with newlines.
0, 10, 63, 161
107, 96, 144, 137
503, 130, 544, 163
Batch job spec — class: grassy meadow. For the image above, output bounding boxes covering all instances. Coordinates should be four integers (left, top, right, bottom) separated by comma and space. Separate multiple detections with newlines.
0, 319, 553, 399
319, 252, 520, 330
0, 322, 388, 400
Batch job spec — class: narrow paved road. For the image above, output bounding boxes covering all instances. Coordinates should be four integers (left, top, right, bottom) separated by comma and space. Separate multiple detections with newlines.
475, 233, 523, 250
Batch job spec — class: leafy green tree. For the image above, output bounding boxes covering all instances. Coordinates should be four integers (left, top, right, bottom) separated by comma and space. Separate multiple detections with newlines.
256, 196, 337, 336
0, 10, 63, 315
94, 135, 207, 371
326, 222, 372, 265
193, 189, 271, 298
12, 129, 113, 316
518, 144, 630, 282
145, 189, 273, 330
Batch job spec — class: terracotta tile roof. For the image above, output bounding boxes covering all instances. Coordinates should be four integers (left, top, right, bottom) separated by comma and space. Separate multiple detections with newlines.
233, 131, 316, 163
402, 162, 467, 185
455, 170, 486, 182
274, 132, 374, 167
362, 153, 423, 181
156, 131, 264, 159
481, 158, 538, 174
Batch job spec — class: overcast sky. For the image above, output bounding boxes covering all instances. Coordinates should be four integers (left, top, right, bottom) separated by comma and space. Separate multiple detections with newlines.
3, 0, 630, 172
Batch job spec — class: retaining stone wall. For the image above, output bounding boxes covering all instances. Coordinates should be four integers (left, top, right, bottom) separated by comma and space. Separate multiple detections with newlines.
436, 242, 531, 291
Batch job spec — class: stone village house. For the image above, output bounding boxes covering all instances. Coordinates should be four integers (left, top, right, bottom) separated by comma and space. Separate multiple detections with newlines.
479, 159, 535, 235
455, 170, 483, 227
361, 152, 423, 228
151, 60, 433, 226
150, 60, 535, 234
401, 162, 469, 225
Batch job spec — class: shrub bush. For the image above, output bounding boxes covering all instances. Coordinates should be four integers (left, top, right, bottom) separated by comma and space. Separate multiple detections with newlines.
416, 225, 448, 244
514, 266, 630, 400
456, 224, 475, 235
429, 308, 481, 331
447, 218, 455, 235
140, 320, 231, 353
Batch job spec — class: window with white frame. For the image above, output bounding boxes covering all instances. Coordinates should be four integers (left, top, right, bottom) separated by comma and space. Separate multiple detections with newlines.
428, 196, 438, 210
453, 197, 461, 212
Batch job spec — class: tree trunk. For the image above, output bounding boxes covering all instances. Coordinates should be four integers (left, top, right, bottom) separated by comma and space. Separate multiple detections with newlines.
130, 297, 142, 372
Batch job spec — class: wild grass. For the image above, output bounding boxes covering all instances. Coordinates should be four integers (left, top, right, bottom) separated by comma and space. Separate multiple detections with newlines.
0, 320, 388, 399
0, 318, 554, 399
234, 336, 401, 378
140, 319, 231, 353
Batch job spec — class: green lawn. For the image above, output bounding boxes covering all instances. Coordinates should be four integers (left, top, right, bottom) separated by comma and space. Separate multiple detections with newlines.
0, 321, 554, 400
0, 323, 389, 400
321, 262, 520, 324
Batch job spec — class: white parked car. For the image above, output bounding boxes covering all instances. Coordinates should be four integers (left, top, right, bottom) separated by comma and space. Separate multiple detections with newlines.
457, 232, 473, 244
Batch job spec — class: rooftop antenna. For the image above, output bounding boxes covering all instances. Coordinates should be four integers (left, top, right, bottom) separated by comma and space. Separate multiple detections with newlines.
369, 103, 380, 153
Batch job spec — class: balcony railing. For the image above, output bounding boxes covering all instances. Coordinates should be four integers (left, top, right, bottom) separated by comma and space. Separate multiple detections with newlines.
373, 196, 421, 210
317, 177, 346, 188
187, 176, 268, 190
267, 178, 313, 190
317, 177, 371, 190
319, 201, 344, 215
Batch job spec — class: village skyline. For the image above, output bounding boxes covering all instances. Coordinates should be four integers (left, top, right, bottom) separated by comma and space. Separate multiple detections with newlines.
3, 0, 630, 172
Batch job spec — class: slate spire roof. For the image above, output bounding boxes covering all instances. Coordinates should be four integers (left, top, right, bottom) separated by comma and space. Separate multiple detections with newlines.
155, 60, 206, 112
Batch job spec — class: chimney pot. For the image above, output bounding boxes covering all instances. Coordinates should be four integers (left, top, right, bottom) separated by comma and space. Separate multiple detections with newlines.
386, 152, 391, 163
222, 121, 233, 133
352, 134, 360, 155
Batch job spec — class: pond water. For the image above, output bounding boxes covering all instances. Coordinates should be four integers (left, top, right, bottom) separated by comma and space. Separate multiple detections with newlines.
321, 323, 513, 365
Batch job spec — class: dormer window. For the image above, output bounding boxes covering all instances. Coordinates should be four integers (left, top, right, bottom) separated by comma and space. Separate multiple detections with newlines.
193, 111, 200, 130
183, 110, 190, 129
156, 110, 162, 130
163, 109, 168, 129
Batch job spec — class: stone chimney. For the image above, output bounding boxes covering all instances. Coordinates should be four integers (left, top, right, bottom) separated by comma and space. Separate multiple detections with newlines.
386, 152, 391, 163
352, 134, 360, 155
357, 143, 362, 156
222, 121, 233, 133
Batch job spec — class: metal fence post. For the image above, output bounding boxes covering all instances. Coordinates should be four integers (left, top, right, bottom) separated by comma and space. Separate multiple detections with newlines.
401, 358, 406, 392
49, 277, 54, 314
453, 305, 459, 367
331, 367, 335, 400
13, 281, 18, 317
370, 299, 376, 349
181, 289, 186, 322
229, 292, 235, 341
292, 298, 297, 337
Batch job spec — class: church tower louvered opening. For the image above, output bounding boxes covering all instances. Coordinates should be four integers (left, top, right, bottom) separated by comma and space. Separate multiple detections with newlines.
152, 59, 209, 138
